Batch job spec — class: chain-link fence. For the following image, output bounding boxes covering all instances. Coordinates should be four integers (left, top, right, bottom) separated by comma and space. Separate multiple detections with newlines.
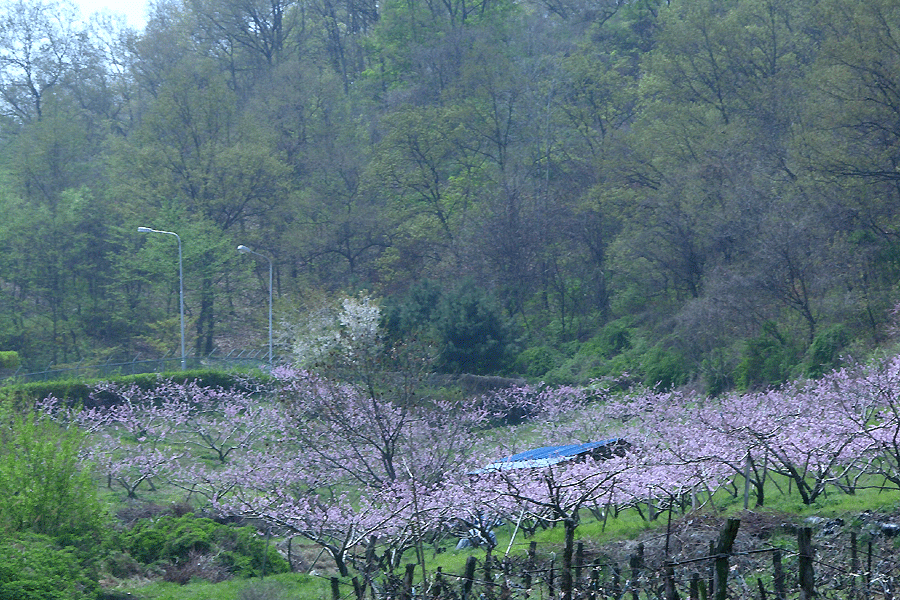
2, 349, 274, 384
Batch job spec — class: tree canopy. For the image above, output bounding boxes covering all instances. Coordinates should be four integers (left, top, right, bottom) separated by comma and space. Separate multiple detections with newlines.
1, 0, 898, 391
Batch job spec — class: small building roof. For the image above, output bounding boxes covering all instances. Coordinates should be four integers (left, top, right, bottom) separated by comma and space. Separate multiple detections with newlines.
479, 438, 624, 472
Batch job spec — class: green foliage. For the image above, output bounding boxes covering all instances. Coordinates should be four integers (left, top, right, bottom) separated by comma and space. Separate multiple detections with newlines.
382, 280, 510, 375
0, 369, 263, 406
804, 324, 849, 378
735, 323, 802, 390
513, 346, 560, 379
0, 533, 99, 600
0, 352, 18, 370
381, 280, 443, 347
121, 515, 289, 579
2, 0, 900, 397
0, 411, 104, 547
700, 348, 735, 397
435, 281, 509, 375
538, 322, 692, 389
640, 345, 690, 390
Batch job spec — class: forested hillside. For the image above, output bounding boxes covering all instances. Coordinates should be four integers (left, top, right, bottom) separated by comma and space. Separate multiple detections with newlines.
1, 0, 898, 389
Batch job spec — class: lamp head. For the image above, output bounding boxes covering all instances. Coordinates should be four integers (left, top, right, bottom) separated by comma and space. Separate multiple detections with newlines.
137, 226, 153, 233
237, 245, 251, 254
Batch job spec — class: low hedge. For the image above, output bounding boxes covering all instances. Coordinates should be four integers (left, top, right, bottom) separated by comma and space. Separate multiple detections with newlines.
0, 369, 272, 407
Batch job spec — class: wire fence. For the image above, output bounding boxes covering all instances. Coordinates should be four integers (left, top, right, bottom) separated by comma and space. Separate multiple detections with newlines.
319, 517, 900, 600
2, 348, 273, 384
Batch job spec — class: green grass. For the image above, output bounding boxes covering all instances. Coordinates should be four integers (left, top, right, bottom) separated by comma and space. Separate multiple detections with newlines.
114, 573, 329, 600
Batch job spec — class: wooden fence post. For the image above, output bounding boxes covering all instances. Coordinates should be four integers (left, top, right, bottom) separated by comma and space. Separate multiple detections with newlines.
523, 541, 537, 592
589, 559, 601, 600
501, 558, 511, 600
432, 567, 444, 600
548, 557, 556, 600
484, 548, 494, 600
575, 542, 584, 582
352, 576, 364, 600
404, 563, 416, 600
664, 561, 680, 600
630, 543, 644, 600
772, 550, 786, 600
867, 540, 873, 599
713, 518, 741, 600
690, 572, 700, 600
462, 556, 477, 600
798, 527, 815, 600
613, 564, 621, 600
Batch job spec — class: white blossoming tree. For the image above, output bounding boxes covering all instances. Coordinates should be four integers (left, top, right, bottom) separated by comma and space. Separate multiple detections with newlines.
279, 294, 382, 369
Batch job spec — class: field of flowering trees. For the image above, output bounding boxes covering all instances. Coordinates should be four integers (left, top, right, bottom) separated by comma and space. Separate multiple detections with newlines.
33, 352, 900, 598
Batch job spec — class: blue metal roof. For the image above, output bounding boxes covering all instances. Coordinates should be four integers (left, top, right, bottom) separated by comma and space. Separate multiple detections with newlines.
479, 438, 622, 472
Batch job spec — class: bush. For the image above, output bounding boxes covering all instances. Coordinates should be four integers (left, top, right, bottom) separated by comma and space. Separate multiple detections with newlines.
0, 410, 104, 547
0, 351, 19, 370
381, 280, 443, 347
382, 280, 511, 375
591, 319, 633, 358
513, 346, 559, 379
121, 515, 289, 581
804, 324, 849, 378
735, 322, 801, 390
0, 533, 99, 600
640, 345, 689, 390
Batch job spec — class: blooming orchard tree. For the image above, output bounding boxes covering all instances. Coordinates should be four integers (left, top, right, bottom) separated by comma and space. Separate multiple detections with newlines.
476, 454, 634, 600
209, 365, 493, 576
726, 385, 868, 505
273, 366, 489, 489
74, 379, 286, 497
813, 357, 900, 490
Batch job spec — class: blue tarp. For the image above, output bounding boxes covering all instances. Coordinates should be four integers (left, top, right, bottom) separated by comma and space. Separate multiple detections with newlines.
479, 438, 622, 472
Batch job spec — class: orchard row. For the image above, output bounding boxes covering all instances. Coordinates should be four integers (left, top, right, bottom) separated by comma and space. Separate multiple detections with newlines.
41, 356, 900, 582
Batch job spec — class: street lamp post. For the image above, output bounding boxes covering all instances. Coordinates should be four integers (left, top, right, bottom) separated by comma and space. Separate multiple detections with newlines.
237, 245, 273, 364
139, 227, 186, 370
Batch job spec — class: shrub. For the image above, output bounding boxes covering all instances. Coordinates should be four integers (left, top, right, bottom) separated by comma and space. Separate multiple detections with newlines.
804, 324, 849, 378
734, 322, 801, 390
121, 515, 289, 581
513, 346, 559, 379
641, 345, 689, 390
0, 410, 104, 547
381, 280, 442, 347
0, 369, 263, 407
383, 280, 510, 375
0, 533, 98, 600
590, 319, 633, 358
0, 352, 19, 370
